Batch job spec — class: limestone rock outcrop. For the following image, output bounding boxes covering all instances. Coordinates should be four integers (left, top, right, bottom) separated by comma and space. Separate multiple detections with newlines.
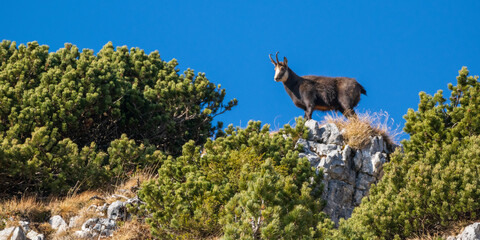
297, 120, 397, 224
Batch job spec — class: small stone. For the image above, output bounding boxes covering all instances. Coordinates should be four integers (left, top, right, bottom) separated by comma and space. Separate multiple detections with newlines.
99, 218, 116, 230
49, 215, 67, 230
26, 230, 44, 240
98, 203, 109, 212
100, 229, 113, 237
454, 222, 480, 240
10, 227, 26, 240
69, 216, 81, 228
18, 221, 29, 233
74, 230, 92, 239
0, 227, 15, 240
126, 196, 145, 206
93, 223, 102, 232
82, 218, 99, 231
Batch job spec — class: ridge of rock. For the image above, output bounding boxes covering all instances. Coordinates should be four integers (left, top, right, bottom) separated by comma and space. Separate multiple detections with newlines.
298, 119, 398, 224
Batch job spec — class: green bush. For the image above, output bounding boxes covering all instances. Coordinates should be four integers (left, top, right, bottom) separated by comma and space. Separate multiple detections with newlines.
335, 67, 480, 239
139, 119, 334, 239
0, 40, 235, 195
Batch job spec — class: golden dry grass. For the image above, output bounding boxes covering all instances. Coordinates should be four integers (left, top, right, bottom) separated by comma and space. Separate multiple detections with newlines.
48, 191, 101, 220
0, 196, 50, 223
407, 219, 479, 240
0, 171, 157, 239
324, 110, 402, 149
106, 218, 152, 240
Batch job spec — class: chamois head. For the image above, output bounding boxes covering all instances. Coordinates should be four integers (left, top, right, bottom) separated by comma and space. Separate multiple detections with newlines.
269, 52, 289, 82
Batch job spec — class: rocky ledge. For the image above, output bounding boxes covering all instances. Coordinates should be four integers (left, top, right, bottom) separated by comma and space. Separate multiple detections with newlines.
297, 120, 398, 224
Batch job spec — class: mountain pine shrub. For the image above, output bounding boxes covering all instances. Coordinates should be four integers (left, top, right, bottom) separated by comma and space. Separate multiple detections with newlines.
0, 40, 236, 195
139, 119, 334, 239
335, 67, 480, 239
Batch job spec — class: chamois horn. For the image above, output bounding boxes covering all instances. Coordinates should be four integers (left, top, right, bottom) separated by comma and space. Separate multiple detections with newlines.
269, 53, 277, 65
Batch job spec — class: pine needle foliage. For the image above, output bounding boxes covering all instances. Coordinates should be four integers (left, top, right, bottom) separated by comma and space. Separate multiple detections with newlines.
0, 40, 236, 195
139, 118, 335, 239
335, 67, 480, 239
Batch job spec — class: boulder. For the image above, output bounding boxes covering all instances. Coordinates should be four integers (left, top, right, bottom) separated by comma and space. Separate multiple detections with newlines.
297, 119, 396, 224
0, 227, 15, 240
26, 230, 44, 240
18, 221, 29, 233
49, 215, 67, 231
107, 201, 126, 220
448, 222, 480, 240
0, 227, 26, 240
10, 227, 25, 240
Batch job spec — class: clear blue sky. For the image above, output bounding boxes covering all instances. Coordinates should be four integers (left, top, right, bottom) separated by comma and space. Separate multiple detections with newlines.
2, 1, 479, 139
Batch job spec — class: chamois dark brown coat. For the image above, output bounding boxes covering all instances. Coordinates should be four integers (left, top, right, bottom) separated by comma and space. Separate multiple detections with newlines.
269, 52, 366, 119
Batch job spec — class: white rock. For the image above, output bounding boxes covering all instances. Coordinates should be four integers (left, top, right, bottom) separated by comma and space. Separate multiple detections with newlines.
10, 227, 25, 240
454, 222, 480, 240
82, 218, 99, 231
18, 221, 29, 233
98, 218, 116, 230
49, 215, 67, 230
69, 216, 81, 228
26, 230, 44, 240
0, 227, 15, 240
74, 230, 93, 239
98, 203, 109, 212
108, 200, 126, 220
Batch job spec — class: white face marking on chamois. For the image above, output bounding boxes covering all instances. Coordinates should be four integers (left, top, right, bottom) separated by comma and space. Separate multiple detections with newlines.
274, 66, 289, 82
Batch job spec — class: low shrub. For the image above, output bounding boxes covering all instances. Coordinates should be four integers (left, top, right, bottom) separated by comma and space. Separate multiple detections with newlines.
335, 67, 480, 239
0, 40, 235, 195
140, 118, 334, 239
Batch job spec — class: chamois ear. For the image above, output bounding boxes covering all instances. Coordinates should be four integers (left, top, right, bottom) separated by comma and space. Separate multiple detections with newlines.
283, 57, 288, 67
269, 54, 277, 66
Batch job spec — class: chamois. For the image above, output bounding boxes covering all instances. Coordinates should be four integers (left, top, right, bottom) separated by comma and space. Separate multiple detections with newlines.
269, 52, 366, 120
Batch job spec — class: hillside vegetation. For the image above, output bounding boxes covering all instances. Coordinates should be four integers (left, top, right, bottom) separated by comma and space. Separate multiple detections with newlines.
0, 40, 236, 196
1, 40, 479, 240
334, 67, 480, 239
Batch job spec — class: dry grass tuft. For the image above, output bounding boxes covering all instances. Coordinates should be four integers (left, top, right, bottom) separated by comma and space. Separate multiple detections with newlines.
36, 222, 55, 238
324, 110, 402, 149
114, 170, 155, 197
0, 171, 159, 239
49, 191, 101, 220
0, 196, 50, 223
407, 219, 479, 240
106, 218, 152, 240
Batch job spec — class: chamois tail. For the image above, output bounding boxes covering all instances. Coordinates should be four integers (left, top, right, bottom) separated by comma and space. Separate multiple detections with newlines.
360, 84, 367, 96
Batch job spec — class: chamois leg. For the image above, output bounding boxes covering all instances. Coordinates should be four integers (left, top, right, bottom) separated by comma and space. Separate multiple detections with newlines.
305, 104, 314, 120
338, 95, 357, 119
